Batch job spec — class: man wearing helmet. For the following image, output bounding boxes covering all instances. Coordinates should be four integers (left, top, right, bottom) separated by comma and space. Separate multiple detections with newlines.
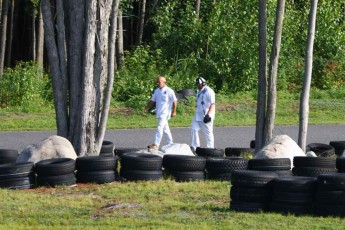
190, 77, 216, 151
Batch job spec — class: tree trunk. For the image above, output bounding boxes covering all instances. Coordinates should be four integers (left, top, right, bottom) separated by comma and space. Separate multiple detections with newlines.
264, 0, 286, 144
0, 0, 8, 79
136, 0, 146, 45
298, 0, 318, 151
36, 4, 44, 67
5, 0, 13, 67
32, 5, 36, 61
195, 0, 200, 19
0, 0, 2, 20
117, 9, 124, 69
255, 0, 267, 152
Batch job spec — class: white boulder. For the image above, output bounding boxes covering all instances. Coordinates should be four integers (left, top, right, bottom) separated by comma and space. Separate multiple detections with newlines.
16, 135, 77, 164
130, 143, 195, 158
254, 135, 306, 167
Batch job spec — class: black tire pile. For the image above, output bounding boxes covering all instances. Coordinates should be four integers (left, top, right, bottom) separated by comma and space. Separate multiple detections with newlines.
306, 143, 336, 158
224, 147, 255, 157
36, 158, 76, 187
76, 156, 119, 184
230, 170, 279, 212
330, 141, 345, 156
292, 156, 337, 177
206, 157, 248, 180
120, 153, 163, 181
100, 140, 115, 157
0, 162, 35, 189
248, 158, 293, 177
163, 155, 206, 182
269, 176, 317, 215
0, 149, 18, 164
196, 147, 224, 158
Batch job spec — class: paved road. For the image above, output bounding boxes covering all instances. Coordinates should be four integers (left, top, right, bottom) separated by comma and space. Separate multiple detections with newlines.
1, 125, 345, 152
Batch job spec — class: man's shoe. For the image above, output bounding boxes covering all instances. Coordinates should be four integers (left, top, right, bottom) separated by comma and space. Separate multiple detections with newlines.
148, 144, 159, 150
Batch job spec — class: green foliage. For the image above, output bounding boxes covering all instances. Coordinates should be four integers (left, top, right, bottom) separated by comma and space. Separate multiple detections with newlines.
0, 62, 51, 110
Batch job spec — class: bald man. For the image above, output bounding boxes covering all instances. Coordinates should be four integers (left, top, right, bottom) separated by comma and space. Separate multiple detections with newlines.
143, 76, 177, 150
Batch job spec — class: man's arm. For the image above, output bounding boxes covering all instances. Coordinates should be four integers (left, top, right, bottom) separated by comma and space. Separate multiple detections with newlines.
171, 100, 177, 117
143, 100, 155, 114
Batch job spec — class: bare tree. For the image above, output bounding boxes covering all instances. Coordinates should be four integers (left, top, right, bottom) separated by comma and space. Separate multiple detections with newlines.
136, 0, 146, 45
298, 0, 318, 151
255, 0, 267, 152
264, 0, 286, 144
36, 4, 44, 67
195, 0, 200, 19
117, 9, 124, 69
0, 0, 9, 79
41, 0, 121, 156
32, 4, 36, 61
5, 0, 13, 66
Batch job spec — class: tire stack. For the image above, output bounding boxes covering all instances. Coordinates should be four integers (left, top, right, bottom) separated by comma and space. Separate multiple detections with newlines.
100, 140, 115, 157
114, 148, 143, 158
0, 149, 18, 164
306, 143, 336, 158
230, 170, 279, 212
76, 156, 118, 184
269, 176, 317, 215
248, 158, 293, 177
292, 157, 337, 177
120, 153, 163, 181
196, 147, 224, 158
35, 158, 76, 187
225, 147, 255, 158
314, 173, 345, 217
163, 155, 206, 182
0, 162, 35, 189
329, 141, 345, 156
337, 157, 345, 172
205, 157, 248, 181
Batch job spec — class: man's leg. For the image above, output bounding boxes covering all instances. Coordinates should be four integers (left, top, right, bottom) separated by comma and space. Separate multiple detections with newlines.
163, 121, 173, 145
191, 119, 201, 151
201, 121, 214, 148
154, 117, 167, 147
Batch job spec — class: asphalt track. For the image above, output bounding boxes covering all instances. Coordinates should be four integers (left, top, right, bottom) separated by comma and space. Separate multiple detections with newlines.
0, 125, 345, 152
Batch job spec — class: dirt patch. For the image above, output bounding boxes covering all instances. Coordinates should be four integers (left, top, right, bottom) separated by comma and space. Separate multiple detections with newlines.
109, 106, 135, 116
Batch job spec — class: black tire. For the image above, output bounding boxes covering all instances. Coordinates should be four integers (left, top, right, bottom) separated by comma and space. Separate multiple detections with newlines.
207, 171, 232, 181
272, 191, 314, 204
317, 173, 345, 190
0, 162, 34, 179
175, 92, 185, 101
231, 170, 279, 188
37, 173, 76, 187
272, 176, 317, 192
306, 143, 336, 158
316, 190, 345, 204
163, 155, 206, 171
99, 152, 114, 157
120, 169, 163, 181
230, 186, 271, 202
121, 153, 162, 171
336, 157, 345, 171
329, 141, 345, 156
115, 148, 143, 158
292, 167, 337, 177
177, 89, 195, 97
35, 158, 76, 176
0, 175, 35, 189
76, 156, 118, 171
206, 157, 248, 173
248, 158, 291, 171
293, 156, 336, 168
272, 170, 293, 177
100, 140, 114, 153
269, 201, 312, 215
230, 200, 266, 212
225, 147, 255, 157
250, 140, 256, 148
0, 149, 18, 164
171, 171, 205, 182
313, 203, 345, 217
196, 147, 224, 158
76, 170, 116, 184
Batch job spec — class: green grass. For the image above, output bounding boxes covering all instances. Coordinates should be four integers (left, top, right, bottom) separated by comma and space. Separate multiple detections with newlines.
1, 180, 344, 229
1, 90, 345, 131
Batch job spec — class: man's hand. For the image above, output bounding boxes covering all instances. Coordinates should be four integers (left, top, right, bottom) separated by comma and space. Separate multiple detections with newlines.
143, 108, 147, 116
171, 111, 177, 117
203, 114, 211, 123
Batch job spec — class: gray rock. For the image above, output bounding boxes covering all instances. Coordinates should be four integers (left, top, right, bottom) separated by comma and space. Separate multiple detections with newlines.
16, 135, 77, 164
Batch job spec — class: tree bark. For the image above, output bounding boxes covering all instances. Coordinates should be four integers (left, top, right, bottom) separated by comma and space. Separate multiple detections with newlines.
5, 0, 13, 67
255, 0, 267, 152
36, 4, 44, 67
117, 9, 124, 69
0, 0, 8, 79
298, 0, 318, 151
264, 0, 286, 144
195, 0, 200, 19
32, 5, 36, 61
136, 0, 146, 45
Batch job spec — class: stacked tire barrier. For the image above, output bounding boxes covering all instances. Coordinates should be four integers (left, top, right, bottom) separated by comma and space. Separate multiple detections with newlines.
230, 170, 279, 212
248, 158, 293, 177
35, 158, 76, 187
330, 141, 345, 156
337, 157, 345, 172
0, 162, 35, 189
224, 147, 255, 157
100, 140, 115, 157
120, 153, 163, 181
195, 147, 224, 158
269, 176, 317, 215
314, 173, 345, 217
292, 157, 337, 177
76, 156, 118, 184
205, 157, 248, 181
114, 148, 143, 158
306, 143, 336, 158
163, 155, 206, 182
0, 149, 18, 164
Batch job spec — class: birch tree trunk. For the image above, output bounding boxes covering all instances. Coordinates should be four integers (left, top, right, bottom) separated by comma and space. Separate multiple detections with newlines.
264, 0, 286, 144
36, 4, 44, 67
136, 0, 146, 45
298, 0, 318, 151
0, 0, 8, 79
42, 0, 120, 156
195, 0, 200, 19
255, 0, 267, 152
117, 9, 124, 69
